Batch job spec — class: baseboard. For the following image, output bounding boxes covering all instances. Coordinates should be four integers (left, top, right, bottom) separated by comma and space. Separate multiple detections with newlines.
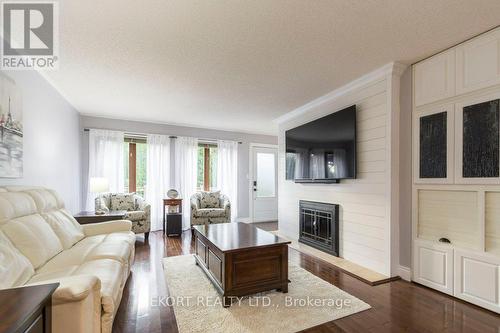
398, 265, 411, 281
237, 217, 278, 224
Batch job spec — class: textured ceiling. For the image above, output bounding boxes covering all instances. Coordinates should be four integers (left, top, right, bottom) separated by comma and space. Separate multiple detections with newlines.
44, 0, 500, 135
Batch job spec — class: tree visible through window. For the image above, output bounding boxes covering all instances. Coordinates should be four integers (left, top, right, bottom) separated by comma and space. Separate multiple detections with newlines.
124, 138, 147, 197
197, 144, 217, 191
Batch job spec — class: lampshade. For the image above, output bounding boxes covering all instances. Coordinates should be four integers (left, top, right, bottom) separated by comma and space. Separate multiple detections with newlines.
90, 177, 109, 193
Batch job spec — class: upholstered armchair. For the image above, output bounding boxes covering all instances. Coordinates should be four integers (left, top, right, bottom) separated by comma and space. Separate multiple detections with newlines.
95, 193, 151, 240
190, 191, 231, 227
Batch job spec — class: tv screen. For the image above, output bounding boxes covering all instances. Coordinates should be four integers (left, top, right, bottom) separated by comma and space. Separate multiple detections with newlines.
285, 105, 356, 182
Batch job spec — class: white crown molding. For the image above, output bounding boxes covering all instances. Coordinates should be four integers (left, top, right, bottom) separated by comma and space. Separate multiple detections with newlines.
80, 113, 279, 137
273, 62, 408, 125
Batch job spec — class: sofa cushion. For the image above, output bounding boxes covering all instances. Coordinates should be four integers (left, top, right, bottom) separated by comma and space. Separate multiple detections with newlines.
0, 192, 38, 223
0, 231, 34, 288
36, 232, 135, 275
110, 193, 135, 211
200, 191, 220, 208
1, 214, 63, 269
25, 188, 65, 212
28, 258, 125, 315
42, 210, 84, 249
194, 208, 227, 217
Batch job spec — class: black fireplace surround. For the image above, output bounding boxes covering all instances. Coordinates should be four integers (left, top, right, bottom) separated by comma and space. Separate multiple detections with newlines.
299, 200, 339, 256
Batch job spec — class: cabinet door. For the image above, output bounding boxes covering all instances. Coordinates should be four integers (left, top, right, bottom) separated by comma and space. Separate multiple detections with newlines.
454, 249, 500, 314
456, 28, 500, 95
414, 50, 455, 107
413, 105, 454, 184
413, 239, 454, 295
455, 92, 500, 184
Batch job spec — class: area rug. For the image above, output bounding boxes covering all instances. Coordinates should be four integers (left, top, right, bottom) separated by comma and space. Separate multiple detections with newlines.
162, 255, 370, 333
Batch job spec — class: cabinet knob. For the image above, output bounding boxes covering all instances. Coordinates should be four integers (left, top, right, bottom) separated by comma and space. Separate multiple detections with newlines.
438, 237, 451, 244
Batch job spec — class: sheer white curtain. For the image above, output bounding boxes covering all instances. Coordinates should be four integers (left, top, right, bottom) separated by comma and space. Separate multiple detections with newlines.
217, 140, 238, 221
145, 134, 170, 231
174, 136, 198, 230
86, 129, 124, 210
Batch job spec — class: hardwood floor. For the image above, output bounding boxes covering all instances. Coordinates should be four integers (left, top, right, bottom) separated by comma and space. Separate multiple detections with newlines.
113, 227, 500, 333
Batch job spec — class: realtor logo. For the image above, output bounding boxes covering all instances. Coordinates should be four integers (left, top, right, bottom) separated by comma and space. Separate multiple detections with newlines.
1, 1, 59, 70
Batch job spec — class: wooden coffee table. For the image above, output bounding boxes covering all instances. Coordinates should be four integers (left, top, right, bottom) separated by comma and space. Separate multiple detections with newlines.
192, 222, 291, 307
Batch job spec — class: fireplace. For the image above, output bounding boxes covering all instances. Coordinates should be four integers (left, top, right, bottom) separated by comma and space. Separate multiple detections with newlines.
299, 200, 339, 256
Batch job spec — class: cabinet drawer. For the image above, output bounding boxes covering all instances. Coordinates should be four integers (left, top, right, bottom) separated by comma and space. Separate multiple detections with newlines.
413, 239, 454, 295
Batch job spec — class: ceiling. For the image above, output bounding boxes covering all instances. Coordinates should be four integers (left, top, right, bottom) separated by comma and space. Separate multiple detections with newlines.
45, 0, 500, 135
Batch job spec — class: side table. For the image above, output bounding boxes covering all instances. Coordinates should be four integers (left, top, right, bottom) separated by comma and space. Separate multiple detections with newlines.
73, 210, 128, 225
0, 283, 59, 333
163, 198, 182, 236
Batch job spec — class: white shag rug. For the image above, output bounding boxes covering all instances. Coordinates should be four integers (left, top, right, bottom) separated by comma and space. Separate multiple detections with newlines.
162, 255, 370, 333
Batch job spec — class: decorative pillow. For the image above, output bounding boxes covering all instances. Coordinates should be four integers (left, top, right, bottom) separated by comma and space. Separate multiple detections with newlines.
200, 191, 220, 208
110, 193, 136, 211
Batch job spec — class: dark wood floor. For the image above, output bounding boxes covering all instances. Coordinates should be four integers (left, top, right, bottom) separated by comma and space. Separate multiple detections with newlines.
113, 225, 500, 333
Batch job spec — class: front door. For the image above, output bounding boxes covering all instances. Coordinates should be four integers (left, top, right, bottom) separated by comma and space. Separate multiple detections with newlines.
251, 145, 278, 222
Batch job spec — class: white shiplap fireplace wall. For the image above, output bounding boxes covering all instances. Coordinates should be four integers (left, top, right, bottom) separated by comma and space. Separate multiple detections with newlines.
276, 63, 406, 277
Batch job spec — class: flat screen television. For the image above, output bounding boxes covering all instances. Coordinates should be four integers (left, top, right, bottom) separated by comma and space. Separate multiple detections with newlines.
285, 105, 356, 183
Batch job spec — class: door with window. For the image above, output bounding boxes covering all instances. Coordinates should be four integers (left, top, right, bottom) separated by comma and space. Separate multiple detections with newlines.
251, 145, 278, 222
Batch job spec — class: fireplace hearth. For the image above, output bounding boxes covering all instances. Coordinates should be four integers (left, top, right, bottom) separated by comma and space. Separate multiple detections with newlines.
299, 200, 339, 256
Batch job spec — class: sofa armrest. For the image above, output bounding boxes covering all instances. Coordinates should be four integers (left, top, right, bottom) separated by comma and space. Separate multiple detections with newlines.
26, 275, 101, 305
220, 195, 231, 209
190, 196, 200, 211
82, 220, 132, 236
137, 199, 151, 214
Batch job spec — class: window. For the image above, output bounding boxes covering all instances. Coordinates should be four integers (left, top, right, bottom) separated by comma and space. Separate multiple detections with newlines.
124, 137, 147, 197
197, 144, 217, 191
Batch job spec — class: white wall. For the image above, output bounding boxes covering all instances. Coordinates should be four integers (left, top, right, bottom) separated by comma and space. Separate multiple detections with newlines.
79, 116, 277, 216
399, 68, 412, 268
277, 64, 404, 276
0, 71, 81, 212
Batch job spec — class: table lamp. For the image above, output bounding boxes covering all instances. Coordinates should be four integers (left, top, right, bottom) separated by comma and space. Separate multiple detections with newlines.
90, 177, 109, 214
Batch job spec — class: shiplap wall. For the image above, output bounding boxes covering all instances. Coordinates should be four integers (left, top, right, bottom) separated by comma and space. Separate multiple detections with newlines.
277, 69, 400, 276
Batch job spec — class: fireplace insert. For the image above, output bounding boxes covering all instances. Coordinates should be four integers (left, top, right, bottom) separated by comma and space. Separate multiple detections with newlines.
299, 200, 339, 256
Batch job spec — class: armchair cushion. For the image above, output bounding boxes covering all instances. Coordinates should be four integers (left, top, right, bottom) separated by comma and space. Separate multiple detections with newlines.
199, 191, 221, 208
110, 193, 136, 211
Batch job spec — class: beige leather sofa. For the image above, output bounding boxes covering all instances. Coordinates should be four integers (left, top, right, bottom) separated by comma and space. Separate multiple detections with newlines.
0, 186, 135, 333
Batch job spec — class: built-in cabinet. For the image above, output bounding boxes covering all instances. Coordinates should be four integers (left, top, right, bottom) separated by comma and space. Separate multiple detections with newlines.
412, 27, 500, 314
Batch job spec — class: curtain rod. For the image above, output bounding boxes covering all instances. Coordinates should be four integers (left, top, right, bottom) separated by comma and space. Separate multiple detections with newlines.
83, 128, 242, 144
